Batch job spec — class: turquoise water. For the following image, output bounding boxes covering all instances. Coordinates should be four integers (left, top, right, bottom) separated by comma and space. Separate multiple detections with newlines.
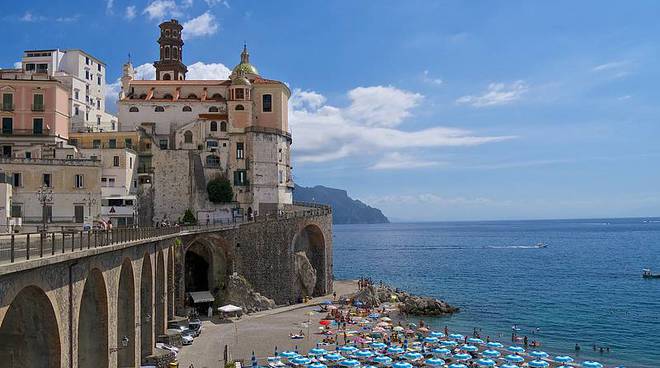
333, 219, 660, 368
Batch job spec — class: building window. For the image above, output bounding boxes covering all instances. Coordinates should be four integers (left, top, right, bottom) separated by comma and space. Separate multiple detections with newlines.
90, 155, 98, 161
165, 46, 171, 59
97, 76, 101, 85
74, 105, 80, 115
92, 139, 101, 149
262, 94, 272, 112
109, 139, 117, 148
236, 142, 244, 159
31, 94, 44, 111
235, 88, 244, 99
74, 174, 84, 188
206, 155, 220, 167
125, 138, 133, 148
209, 106, 219, 112
12, 172, 22, 187
187, 94, 198, 99
163, 93, 173, 100
74, 90, 79, 100
155, 106, 165, 112
206, 140, 218, 149
163, 74, 172, 80
279, 170, 283, 184
129, 106, 139, 112
113, 156, 120, 167
210, 121, 218, 131
182, 106, 192, 112
129, 157, 133, 169
43, 173, 52, 188
220, 121, 227, 132
97, 116, 101, 125
2, 93, 13, 111
233, 170, 247, 186
159, 139, 168, 149
69, 138, 78, 147
235, 104, 244, 111
33, 118, 44, 135
85, 57, 90, 65
25, 152, 31, 159
2, 117, 12, 134
97, 100, 100, 109
184, 130, 193, 143
74, 205, 84, 223
173, 46, 178, 60
2, 146, 11, 158
85, 70, 90, 79
109, 178, 116, 187
97, 64, 102, 72
211, 93, 223, 100
25, 63, 35, 71
10, 204, 21, 218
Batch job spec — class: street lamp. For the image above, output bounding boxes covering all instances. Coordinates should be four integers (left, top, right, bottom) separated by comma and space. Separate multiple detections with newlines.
36, 184, 53, 232
82, 191, 97, 217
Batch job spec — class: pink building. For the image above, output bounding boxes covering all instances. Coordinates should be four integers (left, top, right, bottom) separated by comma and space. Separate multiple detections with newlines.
0, 69, 70, 158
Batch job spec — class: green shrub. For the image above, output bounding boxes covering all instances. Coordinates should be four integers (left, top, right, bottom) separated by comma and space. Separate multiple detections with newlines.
181, 209, 197, 225
207, 176, 234, 203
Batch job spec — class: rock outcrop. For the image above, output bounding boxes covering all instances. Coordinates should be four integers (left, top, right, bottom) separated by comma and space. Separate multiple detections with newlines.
222, 275, 276, 313
294, 251, 317, 297
351, 285, 381, 307
398, 295, 459, 316
345, 283, 459, 316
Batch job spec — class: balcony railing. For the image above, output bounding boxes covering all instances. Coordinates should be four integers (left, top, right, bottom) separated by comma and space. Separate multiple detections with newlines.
0, 128, 52, 136
1, 104, 14, 111
137, 167, 154, 174
32, 104, 45, 112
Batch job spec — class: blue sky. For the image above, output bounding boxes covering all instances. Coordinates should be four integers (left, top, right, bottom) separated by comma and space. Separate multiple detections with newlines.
3, 1, 660, 221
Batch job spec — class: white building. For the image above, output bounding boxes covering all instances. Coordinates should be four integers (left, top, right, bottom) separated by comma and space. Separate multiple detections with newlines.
19, 49, 118, 132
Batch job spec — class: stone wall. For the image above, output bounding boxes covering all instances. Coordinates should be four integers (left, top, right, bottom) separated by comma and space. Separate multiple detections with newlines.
152, 149, 193, 223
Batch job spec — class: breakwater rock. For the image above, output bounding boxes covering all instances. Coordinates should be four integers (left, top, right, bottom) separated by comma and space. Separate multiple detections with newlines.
348, 284, 459, 316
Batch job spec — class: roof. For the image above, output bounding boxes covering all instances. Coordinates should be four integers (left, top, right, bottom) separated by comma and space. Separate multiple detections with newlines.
218, 304, 242, 313
129, 80, 231, 86
189, 291, 215, 304
232, 62, 259, 76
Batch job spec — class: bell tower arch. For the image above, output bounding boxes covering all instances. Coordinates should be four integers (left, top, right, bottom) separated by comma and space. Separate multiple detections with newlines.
154, 19, 188, 81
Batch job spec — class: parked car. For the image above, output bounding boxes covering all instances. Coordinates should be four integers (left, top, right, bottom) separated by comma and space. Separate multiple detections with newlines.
181, 329, 195, 345
155, 343, 179, 356
188, 320, 202, 337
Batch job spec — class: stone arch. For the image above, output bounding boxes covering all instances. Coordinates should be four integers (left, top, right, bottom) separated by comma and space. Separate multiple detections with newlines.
183, 236, 233, 308
292, 224, 327, 298
78, 268, 109, 368
117, 258, 136, 368
0, 285, 61, 367
167, 246, 175, 319
155, 251, 166, 336
140, 253, 153, 360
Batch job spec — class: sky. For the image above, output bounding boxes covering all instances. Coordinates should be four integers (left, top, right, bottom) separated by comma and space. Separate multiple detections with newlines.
3, 1, 660, 221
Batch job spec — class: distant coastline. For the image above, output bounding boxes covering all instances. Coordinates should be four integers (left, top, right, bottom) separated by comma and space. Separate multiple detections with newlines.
294, 184, 389, 224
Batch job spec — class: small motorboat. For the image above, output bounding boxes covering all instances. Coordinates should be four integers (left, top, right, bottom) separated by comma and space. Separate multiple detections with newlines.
642, 269, 660, 279
536, 242, 547, 248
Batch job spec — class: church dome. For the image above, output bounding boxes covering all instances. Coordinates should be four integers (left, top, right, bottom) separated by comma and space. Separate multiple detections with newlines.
232, 43, 259, 76
232, 75, 251, 86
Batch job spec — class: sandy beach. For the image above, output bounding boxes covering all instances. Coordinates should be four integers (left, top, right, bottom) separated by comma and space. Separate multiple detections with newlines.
176, 280, 359, 368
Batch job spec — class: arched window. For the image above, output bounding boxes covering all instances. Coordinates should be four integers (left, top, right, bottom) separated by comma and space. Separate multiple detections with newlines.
206, 155, 220, 167
184, 130, 193, 143
182, 106, 192, 112
209, 106, 219, 112
164, 46, 170, 59
220, 121, 227, 132
173, 47, 178, 60
163, 93, 173, 100
187, 94, 198, 99
235, 104, 245, 111
211, 93, 223, 100
129, 106, 139, 112
155, 106, 165, 112
210, 121, 218, 131
163, 74, 171, 80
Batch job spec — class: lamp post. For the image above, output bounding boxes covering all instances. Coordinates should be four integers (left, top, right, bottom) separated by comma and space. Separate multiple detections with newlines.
36, 184, 53, 232
82, 192, 97, 229
109, 336, 130, 353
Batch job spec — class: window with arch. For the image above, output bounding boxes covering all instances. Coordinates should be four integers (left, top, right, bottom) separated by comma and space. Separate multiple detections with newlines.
206, 155, 220, 167
164, 46, 170, 59
163, 93, 173, 100
129, 106, 139, 112
209, 106, 219, 112
184, 130, 193, 143
163, 74, 171, 80
210, 121, 218, 131
173, 47, 178, 60
187, 94, 198, 99
182, 106, 192, 112
235, 104, 245, 111
211, 93, 223, 100
139, 94, 147, 99
155, 106, 165, 112
235, 88, 245, 99
220, 121, 227, 132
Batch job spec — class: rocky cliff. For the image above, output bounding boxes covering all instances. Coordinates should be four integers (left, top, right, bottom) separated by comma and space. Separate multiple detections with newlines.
293, 185, 389, 224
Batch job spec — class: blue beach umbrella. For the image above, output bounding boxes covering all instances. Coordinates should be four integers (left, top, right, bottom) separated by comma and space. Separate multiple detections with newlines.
391, 362, 412, 368
507, 346, 525, 354
280, 351, 300, 359
321, 300, 333, 305
309, 348, 328, 356
354, 301, 364, 307
504, 354, 525, 363
362, 365, 378, 368
431, 348, 451, 356
481, 349, 500, 358
528, 360, 549, 368
449, 333, 464, 340
386, 346, 405, 355
460, 344, 478, 352
467, 338, 484, 344
582, 362, 604, 368
372, 356, 392, 366
530, 351, 549, 359
430, 332, 445, 338
370, 342, 387, 350
424, 358, 445, 366
486, 342, 504, 349
339, 346, 359, 354
499, 364, 519, 368
325, 353, 344, 361
452, 353, 472, 361
441, 340, 458, 347
448, 365, 468, 368
291, 357, 312, 365
423, 336, 439, 344
355, 350, 374, 359
341, 359, 361, 367
268, 357, 283, 364
368, 313, 381, 319
554, 356, 574, 363
475, 358, 496, 367
310, 364, 328, 368
403, 352, 424, 361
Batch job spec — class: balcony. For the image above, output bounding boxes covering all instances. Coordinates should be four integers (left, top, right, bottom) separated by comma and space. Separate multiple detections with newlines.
0, 128, 52, 136
137, 166, 154, 174
32, 104, 45, 112
1, 104, 14, 112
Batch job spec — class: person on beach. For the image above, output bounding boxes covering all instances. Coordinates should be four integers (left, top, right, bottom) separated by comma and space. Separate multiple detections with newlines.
445, 326, 449, 336
575, 343, 581, 352
523, 336, 528, 347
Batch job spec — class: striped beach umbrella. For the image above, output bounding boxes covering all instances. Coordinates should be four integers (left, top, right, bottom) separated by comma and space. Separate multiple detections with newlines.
582, 362, 603, 368
431, 348, 451, 356
481, 349, 500, 358
370, 342, 387, 350
402, 352, 424, 361
499, 364, 519, 368
423, 336, 439, 344
507, 346, 525, 354
528, 360, 549, 368
355, 350, 374, 359
280, 351, 299, 359
339, 346, 358, 354
325, 353, 344, 362
486, 342, 504, 349
424, 358, 445, 366
530, 351, 549, 359
430, 332, 445, 338
309, 348, 328, 356
441, 340, 458, 347
372, 356, 392, 366
475, 358, 496, 367
391, 362, 412, 368
467, 338, 484, 344
504, 354, 525, 363
554, 356, 574, 363
386, 346, 405, 355
452, 353, 472, 361
310, 364, 327, 368
341, 359, 361, 367
460, 344, 478, 352
291, 357, 312, 366
449, 333, 464, 340
448, 364, 468, 368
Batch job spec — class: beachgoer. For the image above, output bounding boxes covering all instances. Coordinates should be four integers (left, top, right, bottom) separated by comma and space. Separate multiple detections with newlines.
523, 336, 528, 346
575, 343, 581, 351
606, 347, 610, 353
593, 343, 597, 351
600, 347, 604, 354
444, 326, 449, 336
486, 336, 490, 343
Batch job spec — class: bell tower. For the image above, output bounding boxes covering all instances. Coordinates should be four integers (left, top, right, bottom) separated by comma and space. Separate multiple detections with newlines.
154, 19, 187, 80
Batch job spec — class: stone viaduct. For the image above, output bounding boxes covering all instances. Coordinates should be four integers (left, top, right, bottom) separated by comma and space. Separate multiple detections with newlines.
0, 204, 332, 368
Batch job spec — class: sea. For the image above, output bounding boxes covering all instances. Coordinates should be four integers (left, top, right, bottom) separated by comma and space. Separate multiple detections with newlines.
332, 218, 660, 368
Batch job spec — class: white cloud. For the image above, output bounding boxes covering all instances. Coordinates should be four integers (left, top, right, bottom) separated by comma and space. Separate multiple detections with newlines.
143, 0, 181, 20
618, 95, 632, 101
365, 193, 500, 207
182, 12, 218, 39
125, 6, 136, 20
592, 61, 629, 72
187, 62, 230, 79
56, 15, 80, 22
20, 11, 46, 22
369, 152, 441, 170
423, 70, 443, 85
205, 0, 230, 7
289, 87, 514, 164
456, 80, 528, 107
106, 0, 115, 14
591, 60, 632, 79
13, 61, 22, 69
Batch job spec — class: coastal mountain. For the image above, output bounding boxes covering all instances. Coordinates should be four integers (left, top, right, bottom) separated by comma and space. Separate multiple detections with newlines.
294, 184, 390, 224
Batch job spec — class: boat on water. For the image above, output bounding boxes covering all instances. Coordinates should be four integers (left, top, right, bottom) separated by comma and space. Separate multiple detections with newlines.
642, 269, 660, 279
536, 242, 547, 248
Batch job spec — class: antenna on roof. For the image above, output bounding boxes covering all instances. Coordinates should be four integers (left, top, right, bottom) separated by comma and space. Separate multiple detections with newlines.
128, 53, 132, 63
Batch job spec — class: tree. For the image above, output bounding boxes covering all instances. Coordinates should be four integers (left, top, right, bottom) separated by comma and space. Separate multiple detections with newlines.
207, 176, 234, 203
181, 209, 197, 225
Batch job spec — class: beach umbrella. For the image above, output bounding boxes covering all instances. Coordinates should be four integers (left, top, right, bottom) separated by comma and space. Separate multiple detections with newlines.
370, 342, 387, 350
369, 313, 381, 319
280, 351, 300, 359
486, 342, 504, 349
393, 326, 405, 332
423, 337, 439, 344
582, 362, 603, 368
430, 331, 445, 338
507, 346, 525, 354
424, 358, 445, 366
320, 320, 332, 326
460, 344, 478, 352
447, 365, 468, 368
341, 359, 361, 367
309, 348, 328, 356
391, 362, 412, 368
530, 351, 549, 359
402, 352, 424, 361
467, 337, 484, 344
499, 364, 519, 368
373, 356, 393, 366
386, 346, 405, 355
481, 349, 500, 358
475, 358, 496, 367
339, 346, 358, 354
355, 350, 374, 359
354, 301, 364, 307
321, 300, 333, 305
431, 348, 451, 356
380, 317, 392, 322
504, 354, 525, 363
440, 340, 458, 347
291, 357, 312, 365
310, 364, 328, 368
527, 360, 549, 368
418, 327, 430, 333
452, 353, 472, 361
325, 353, 344, 362
449, 333, 464, 340
362, 365, 378, 368
554, 356, 574, 363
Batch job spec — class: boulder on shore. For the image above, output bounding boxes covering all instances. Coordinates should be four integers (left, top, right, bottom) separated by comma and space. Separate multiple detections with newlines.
343, 282, 459, 316
398, 295, 459, 316
222, 275, 276, 313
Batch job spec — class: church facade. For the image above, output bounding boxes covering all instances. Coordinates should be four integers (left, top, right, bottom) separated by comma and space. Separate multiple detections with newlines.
118, 19, 293, 224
